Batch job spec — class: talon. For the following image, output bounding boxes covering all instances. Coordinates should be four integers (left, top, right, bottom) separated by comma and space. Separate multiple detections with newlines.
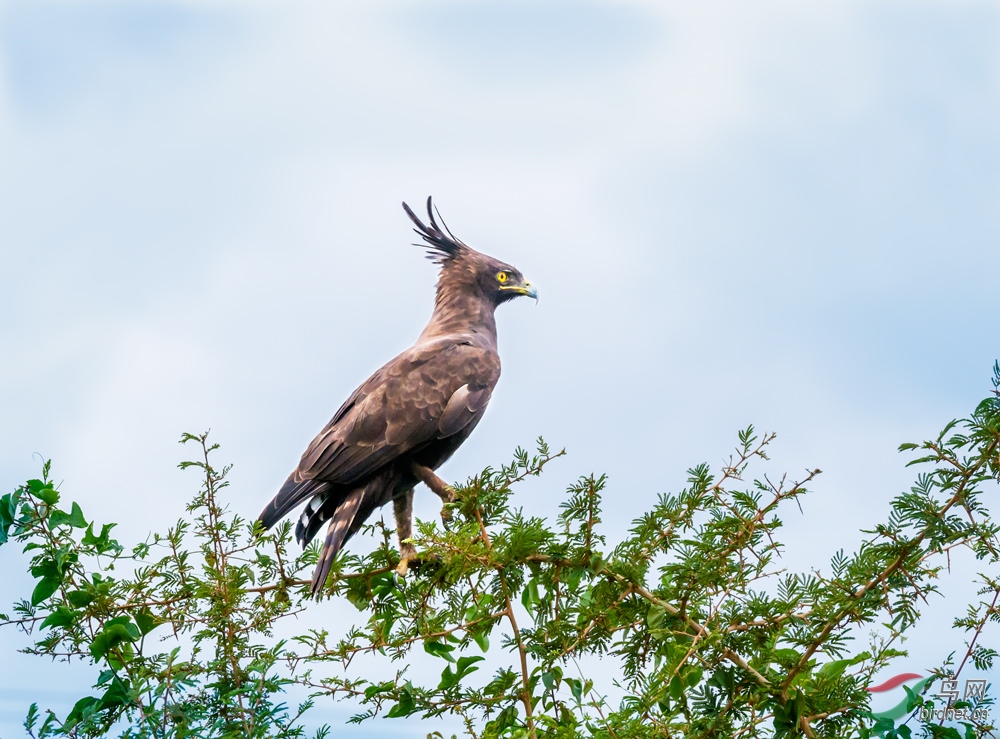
441, 487, 456, 527
394, 555, 415, 580
395, 543, 417, 580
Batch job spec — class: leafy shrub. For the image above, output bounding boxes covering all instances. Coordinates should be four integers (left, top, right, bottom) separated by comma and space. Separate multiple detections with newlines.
3, 366, 1000, 738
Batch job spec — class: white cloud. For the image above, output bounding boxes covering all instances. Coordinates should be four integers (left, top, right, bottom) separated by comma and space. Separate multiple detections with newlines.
2, 0, 1000, 735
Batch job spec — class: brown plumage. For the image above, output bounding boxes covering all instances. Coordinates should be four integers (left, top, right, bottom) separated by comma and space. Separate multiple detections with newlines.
258, 197, 537, 594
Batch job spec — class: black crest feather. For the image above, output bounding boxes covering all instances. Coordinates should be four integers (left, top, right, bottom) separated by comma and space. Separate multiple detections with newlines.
402, 196, 469, 264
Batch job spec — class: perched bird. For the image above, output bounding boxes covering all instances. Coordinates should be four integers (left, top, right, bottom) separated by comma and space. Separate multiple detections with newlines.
258, 197, 537, 594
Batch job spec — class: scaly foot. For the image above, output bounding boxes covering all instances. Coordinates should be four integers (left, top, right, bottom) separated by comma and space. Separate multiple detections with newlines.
394, 543, 418, 580
441, 485, 457, 526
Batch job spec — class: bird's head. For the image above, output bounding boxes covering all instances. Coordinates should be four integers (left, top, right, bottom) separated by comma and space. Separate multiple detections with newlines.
403, 197, 537, 309
481, 261, 537, 305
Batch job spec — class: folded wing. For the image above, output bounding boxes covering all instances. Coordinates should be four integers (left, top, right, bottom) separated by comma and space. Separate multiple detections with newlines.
258, 338, 498, 532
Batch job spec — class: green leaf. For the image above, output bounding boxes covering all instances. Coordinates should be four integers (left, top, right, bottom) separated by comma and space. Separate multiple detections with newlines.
106, 615, 141, 641
492, 705, 518, 732
647, 604, 670, 641
89, 619, 140, 661
817, 661, 844, 679
456, 655, 484, 675
41, 606, 76, 630
684, 667, 703, 688
97, 675, 131, 710
520, 579, 540, 613
870, 715, 895, 733
902, 684, 923, 713
772, 648, 801, 667
647, 605, 665, 631
474, 631, 490, 652
344, 581, 370, 611
564, 567, 584, 591
64, 696, 100, 728
81, 522, 118, 553
50, 502, 87, 529
0, 489, 22, 544
385, 682, 416, 718
439, 656, 485, 690
438, 666, 459, 691
133, 608, 162, 636
67, 590, 95, 608
23, 702, 39, 733
363, 682, 393, 699
28, 480, 59, 506
566, 677, 584, 702
669, 675, 684, 700
31, 577, 60, 606
424, 641, 456, 662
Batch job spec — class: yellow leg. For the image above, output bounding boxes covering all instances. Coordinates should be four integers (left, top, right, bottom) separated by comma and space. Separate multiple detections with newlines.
393, 491, 418, 577
412, 463, 456, 521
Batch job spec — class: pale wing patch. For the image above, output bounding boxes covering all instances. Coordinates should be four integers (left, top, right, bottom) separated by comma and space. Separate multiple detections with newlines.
437, 384, 492, 437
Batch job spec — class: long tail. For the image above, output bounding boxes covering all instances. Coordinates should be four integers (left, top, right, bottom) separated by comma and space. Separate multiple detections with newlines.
258, 475, 330, 531
310, 489, 365, 595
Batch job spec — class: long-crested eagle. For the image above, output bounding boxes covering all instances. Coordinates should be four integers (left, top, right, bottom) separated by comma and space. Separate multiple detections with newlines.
258, 198, 537, 595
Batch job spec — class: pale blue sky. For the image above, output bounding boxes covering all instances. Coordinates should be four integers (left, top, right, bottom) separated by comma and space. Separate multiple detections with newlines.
2, 1, 999, 735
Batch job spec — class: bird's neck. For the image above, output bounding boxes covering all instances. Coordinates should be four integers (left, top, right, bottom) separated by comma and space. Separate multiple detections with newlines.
418, 290, 498, 345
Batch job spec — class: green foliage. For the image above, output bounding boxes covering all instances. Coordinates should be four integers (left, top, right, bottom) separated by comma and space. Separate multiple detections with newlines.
3, 365, 1000, 738
2, 435, 319, 738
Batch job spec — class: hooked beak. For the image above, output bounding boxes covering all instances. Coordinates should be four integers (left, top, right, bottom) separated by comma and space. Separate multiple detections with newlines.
500, 280, 539, 302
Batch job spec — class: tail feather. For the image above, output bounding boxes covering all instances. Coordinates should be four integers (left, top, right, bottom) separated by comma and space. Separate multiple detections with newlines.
258, 475, 330, 530
296, 494, 335, 547
310, 490, 365, 595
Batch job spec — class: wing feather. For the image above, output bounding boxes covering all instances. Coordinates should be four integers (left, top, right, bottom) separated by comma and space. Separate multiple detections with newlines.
258, 476, 332, 530
293, 339, 499, 486
437, 384, 492, 437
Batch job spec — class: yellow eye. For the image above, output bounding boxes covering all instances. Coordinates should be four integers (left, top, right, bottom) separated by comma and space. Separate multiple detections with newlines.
496, 271, 508, 283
